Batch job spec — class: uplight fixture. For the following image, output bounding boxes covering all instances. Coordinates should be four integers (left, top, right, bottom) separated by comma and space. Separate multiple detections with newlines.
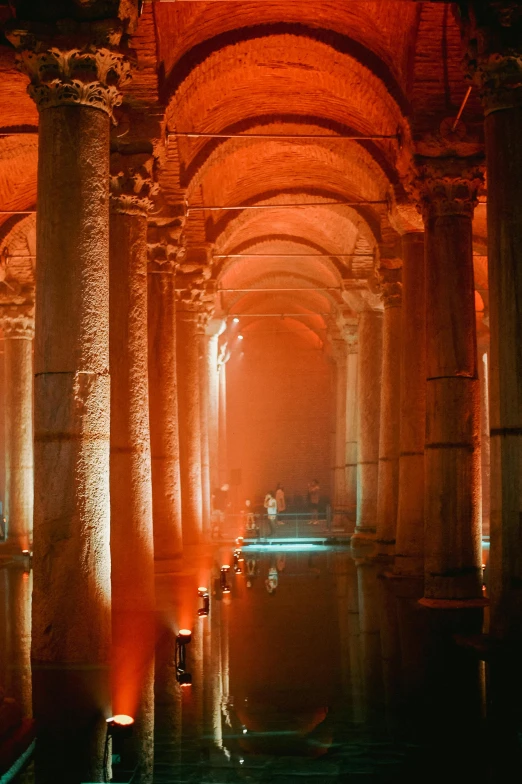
220, 565, 231, 593
175, 629, 192, 684
233, 317, 240, 324
198, 586, 210, 616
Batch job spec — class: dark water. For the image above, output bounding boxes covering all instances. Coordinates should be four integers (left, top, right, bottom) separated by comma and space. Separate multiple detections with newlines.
2, 543, 522, 783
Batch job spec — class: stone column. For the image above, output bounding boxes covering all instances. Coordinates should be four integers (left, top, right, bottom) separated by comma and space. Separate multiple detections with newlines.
344, 325, 359, 529
218, 346, 229, 488
207, 320, 225, 496
331, 337, 348, 526
352, 309, 383, 544
176, 247, 213, 545
375, 265, 403, 556
0, 306, 34, 552
394, 232, 426, 577
176, 305, 203, 545
477, 336, 490, 538
109, 157, 155, 783
462, 3, 522, 636
198, 319, 212, 538
7, 21, 131, 782
417, 157, 483, 603
147, 216, 185, 569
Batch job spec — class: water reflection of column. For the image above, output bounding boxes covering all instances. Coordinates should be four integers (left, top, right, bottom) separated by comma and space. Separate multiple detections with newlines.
6, 568, 32, 718
154, 576, 183, 772
377, 575, 402, 735
210, 592, 224, 749
333, 552, 363, 722
356, 558, 384, 727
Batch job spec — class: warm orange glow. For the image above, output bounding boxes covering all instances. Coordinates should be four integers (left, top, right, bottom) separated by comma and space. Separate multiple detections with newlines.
107, 714, 134, 727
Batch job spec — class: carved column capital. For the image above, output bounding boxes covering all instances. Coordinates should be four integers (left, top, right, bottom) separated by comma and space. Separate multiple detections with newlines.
110, 154, 158, 216
414, 156, 485, 221
341, 323, 358, 353
6, 19, 132, 119
175, 245, 214, 312
378, 265, 403, 309
0, 305, 35, 339
459, 1, 522, 113
147, 206, 186, 275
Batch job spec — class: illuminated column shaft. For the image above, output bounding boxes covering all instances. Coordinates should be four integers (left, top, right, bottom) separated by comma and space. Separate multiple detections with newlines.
7, 25, 131, 782
344, 327, 358, 528
176, 308, 203, 544
218, 358, 228, 487
332, 338, 348, 524
147, 221, 184, 568
376, 266, 402, 555
0, 308, 34, 551
477, 340, 490, 538
395, 232, 426, 577
353, 310, 383, 541
109, 158, 155, 784
418, 157, 483, 602
461, 6, 522, 636
207, 331, 220, 493
199, 326, 212, 537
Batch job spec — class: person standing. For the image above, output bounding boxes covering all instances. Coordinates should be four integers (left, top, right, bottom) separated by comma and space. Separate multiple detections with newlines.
264, 490, 278, 535
275, 483, 286, 525
307, 479, 320, 525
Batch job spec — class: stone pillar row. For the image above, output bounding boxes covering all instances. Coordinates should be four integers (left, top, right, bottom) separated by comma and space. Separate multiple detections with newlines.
7, 18, 132, 782
0, 306, 34, 552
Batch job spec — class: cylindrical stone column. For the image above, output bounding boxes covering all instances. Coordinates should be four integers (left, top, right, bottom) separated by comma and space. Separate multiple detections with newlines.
176, 307, 204, 545
352, 309, 383, 544
109, 157, 156, 783
477, 340, 490, 539
7, 26, 131, 783
148, 219, 184, 569
218, 353, 228, 488
332, 338, 348, 526
394, 232, 426, 577
375, 266, 403, 556
206, 321, 225, 497
462, 5, 522, 636
0, 307, 34, 552
417, 157, 483, 603
344, 326, 358, 530
199, 323, 212, 538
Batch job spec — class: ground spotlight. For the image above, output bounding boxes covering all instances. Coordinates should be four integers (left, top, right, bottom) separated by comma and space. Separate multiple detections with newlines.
233, 549, 243, 574
105, 714, 134, 775
198, 586, 210, 616
233, 317, 240, 324
238, 334, 244, 340
175, 629, 192, 684
220, 565, 231, 593
21, 549, 32, 572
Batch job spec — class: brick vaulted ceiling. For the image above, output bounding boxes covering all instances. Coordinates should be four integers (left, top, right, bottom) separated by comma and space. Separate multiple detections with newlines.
0, 0, 488, 337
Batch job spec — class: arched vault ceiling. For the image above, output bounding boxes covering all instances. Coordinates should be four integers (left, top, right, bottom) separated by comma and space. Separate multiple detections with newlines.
212, 201, 378, 259
166, 35, 410, 155
0, 135, 37, 224
156, 3, 419, 101
184, 133, 391, 208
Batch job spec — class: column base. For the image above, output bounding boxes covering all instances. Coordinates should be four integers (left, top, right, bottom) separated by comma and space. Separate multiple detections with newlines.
154, 555, 184, 575
419, 596, 489, 609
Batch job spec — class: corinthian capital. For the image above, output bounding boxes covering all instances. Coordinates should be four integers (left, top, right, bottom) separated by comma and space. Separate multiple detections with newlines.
342, 323, 359, 354
458, 1, 522, 113
414, 156, 484, 221
6, 19, 132, 118
0, 305, 34, 339
378, 266, 402, 309
110, 153, 158, 216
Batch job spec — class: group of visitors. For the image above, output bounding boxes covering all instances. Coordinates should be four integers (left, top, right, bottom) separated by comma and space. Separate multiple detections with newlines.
263, 482, 286, 533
